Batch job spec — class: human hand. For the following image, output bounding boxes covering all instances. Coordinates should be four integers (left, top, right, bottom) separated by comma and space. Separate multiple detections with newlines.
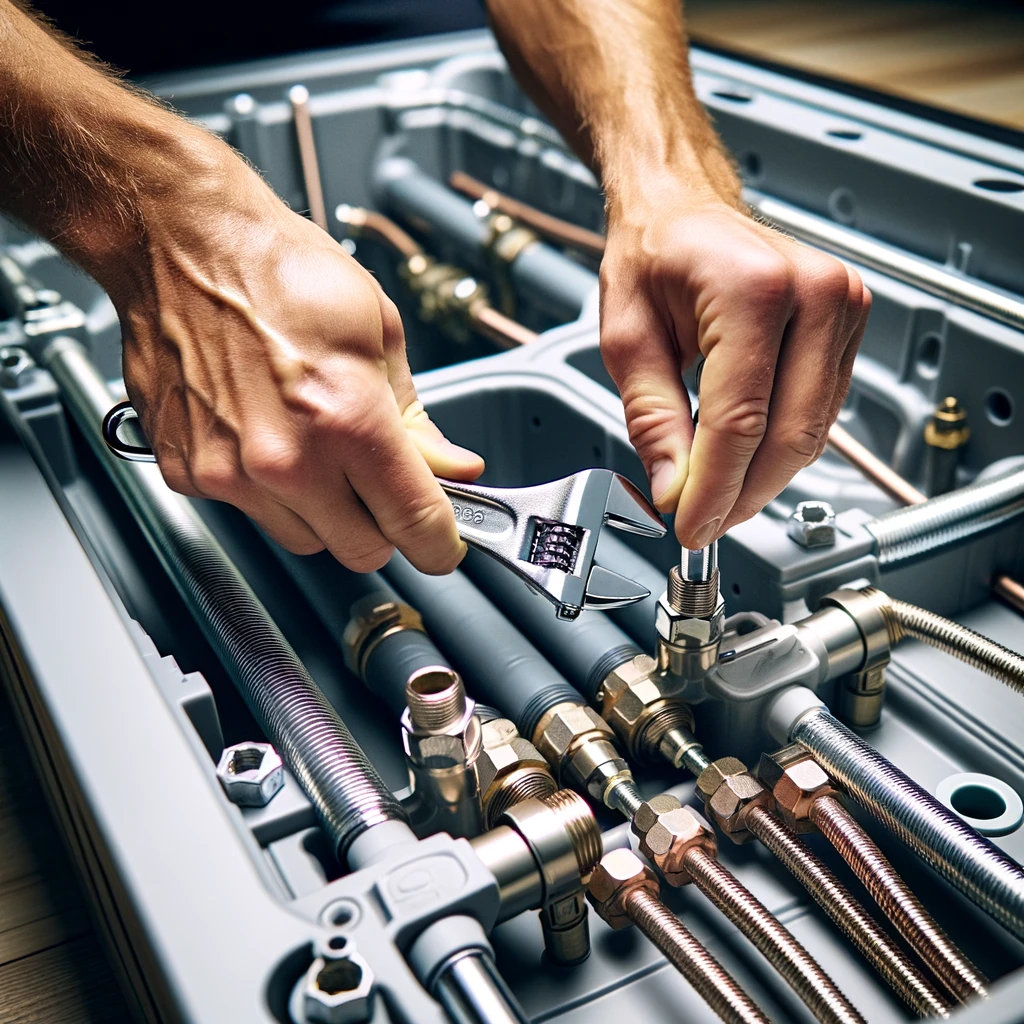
99, 141, 483, 573
599, 185, 870, 548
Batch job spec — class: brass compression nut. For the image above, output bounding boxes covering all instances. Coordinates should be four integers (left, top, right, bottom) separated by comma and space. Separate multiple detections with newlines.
757, 746, 840, 831
342, 594, 424, 679
587, 848, 660, 930
532, 701, 631, 801
630, 795, 718, 887
477, 717, 557, 828
924, 396, 970, 450
596, 654, 696, 764
695, 757, 771, 843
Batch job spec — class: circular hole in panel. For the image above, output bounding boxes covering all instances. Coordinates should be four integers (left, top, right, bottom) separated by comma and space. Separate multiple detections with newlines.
827, 129, 863, 141
974, 178, 1024, 194
827, 187, 857, 226
711, 89, 753, 104
319, 898, 361, 930
2, 353, 19, 368
592, 446, 602, 461
936, 772, 1024, 836
914, 333, 942, 379
986, 388, 1014, 426
731, 582, 741, 596
327, 935, 351, 953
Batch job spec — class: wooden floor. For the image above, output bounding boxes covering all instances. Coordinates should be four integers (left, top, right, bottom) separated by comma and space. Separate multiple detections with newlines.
687, 0, 1024, 131
0, 683, 131, 1023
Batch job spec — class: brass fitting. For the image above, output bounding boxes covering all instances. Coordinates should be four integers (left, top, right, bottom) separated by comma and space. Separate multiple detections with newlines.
342, 594, 424, 679
756, 745, 840, 832
401, 253, 491, 343
401, 667, 483, 838
587, 848, 660, 930
532, 701, 633, 803
924, 396, 970, 451
695, 756, 771, 843
630, 795, 718, 887
595, 653, 697, 765
477, 717, 557, 828
480, 212, 539, 315
656, 564, 725, 689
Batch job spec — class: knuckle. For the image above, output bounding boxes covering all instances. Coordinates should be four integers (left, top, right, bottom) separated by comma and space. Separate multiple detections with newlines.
337, 540, 395, 574
712, 397, 771, 445
736, 253, 796, 312
190, 453, 240, 499
378, 295, 405, 351
277, 533, 326, 556
241, 438, 305, 489
777, 422, 825, 464
621, 392, 688, 458
159, 459, 194, 496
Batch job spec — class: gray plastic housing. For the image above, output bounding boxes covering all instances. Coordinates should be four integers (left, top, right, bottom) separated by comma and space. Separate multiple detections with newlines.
1, 27, 1023, 1024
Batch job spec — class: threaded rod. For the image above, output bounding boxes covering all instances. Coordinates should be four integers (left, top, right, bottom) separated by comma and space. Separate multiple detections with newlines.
682, 847, 866, 1024
625, 889, 771, 1024
747, 806, 950, 1018
811, 795, 988, 1003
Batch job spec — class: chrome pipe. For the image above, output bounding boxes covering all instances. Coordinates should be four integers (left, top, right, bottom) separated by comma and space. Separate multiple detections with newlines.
434, 952, 530, 1024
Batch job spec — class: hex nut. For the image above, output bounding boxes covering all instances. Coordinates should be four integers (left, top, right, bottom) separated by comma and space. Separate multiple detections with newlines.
476, 718, 552, 805
216, 742, 284, 807
696, 757, 770, 841
631, 797, 717, 886
772, 759, 840, 825
304, 947, 375, 1024
788, 501, 836, 549
534, 702, 613, 765
655, 598, 725, 646
586, 848, 659, 930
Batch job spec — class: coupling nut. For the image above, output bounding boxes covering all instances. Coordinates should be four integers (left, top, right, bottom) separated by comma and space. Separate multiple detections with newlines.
596, 653, 696, 765
695, 756, 770, 843
756, 745, 840, 831
532, 701, 631, 802
924, 397, 970, 451
477, 717, 557, 829
587, 848, 660, 930
342, 594, 424, 679
630, 795, 717, 887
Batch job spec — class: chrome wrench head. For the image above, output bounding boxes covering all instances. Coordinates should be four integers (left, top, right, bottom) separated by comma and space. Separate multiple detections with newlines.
441, 469, 666, 619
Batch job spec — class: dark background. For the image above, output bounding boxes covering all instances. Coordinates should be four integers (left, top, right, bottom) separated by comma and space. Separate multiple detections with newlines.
30, 1, 488, 77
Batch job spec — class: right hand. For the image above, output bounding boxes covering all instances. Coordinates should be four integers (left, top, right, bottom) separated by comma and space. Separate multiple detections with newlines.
100, 139, 484, 574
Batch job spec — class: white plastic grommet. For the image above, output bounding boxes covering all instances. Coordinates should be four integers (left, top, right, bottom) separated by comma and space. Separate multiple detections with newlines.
936, 772, 1024, 837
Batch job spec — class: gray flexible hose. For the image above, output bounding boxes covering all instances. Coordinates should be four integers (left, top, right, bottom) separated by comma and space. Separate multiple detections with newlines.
866, 466, 1024, 567
43, 337, 409, 863
791, 704, 1024, 941
870, 590, 1024, 695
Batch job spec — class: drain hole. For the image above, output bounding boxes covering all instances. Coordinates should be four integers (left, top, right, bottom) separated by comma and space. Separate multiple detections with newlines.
951, 783, 1006, 821
914, 333, 942, 379
986, 388, 1014, 426
974, 178, 1024, 194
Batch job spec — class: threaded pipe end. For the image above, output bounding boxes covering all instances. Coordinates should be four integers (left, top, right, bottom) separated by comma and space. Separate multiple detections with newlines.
858, 586, 904, 645
406, 667, 467, 731
667, 566, 720, 617
485, 769, 558, 827
543, 790, 602, 880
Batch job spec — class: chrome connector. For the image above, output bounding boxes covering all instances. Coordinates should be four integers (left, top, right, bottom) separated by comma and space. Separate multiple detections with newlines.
401, 667, 483, 838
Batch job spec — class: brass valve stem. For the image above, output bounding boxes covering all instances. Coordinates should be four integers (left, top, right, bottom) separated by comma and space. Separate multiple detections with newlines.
811, 794, 988, 1003
680, 847, 867, 1024
623, 888, 771, 1024
746, 806, 951, 1018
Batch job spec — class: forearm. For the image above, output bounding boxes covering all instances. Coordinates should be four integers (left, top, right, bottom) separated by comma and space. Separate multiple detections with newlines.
485, 0, 742, 214
0, 2, 237, 288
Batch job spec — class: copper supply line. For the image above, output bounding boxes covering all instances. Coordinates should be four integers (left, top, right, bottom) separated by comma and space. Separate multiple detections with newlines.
808, 794, 988, 1003
745, 806, 951, 1018
623, 886, 771, 1024
333, 205, 537, 350
289, 85, 329, 232
679, 846, 867, 1024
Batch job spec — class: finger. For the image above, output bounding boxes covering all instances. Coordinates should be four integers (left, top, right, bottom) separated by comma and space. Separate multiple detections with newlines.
232, 494, 325, 555
377, 291, 485, 482
601, 297, 694, 513
673, 258, 795, 547
722, 258, 857, 529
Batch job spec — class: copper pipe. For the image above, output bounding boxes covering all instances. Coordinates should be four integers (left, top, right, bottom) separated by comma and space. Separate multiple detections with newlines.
827, 422, 1023, 613
334, 205, 424, 260
288, 85, 329, 232
746, 806, 950, 1018
473, 306, 538, 349
682, 847, 867, 1024
449, 171, 607, 258
624, 888, 771, 1024
810, 794, 988, 1003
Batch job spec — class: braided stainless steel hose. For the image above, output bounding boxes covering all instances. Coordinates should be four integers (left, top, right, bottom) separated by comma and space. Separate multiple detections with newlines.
866, 589, 1024, 695
811, 794, 988, 1003
746, 806, 950, 1018
624, 888, 771, 1024
865, 465, 1024, 567
681, 846, 866, 1024
43, 338, 408, 863
792, 705, 1024, 941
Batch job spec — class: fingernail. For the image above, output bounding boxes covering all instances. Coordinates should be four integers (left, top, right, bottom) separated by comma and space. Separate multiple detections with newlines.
690, 517, 723, 549
441, 438, 483, 463
650, 458, 675, 501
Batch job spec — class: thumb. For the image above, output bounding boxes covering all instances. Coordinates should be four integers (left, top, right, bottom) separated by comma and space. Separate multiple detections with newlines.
403, 399, 486, 481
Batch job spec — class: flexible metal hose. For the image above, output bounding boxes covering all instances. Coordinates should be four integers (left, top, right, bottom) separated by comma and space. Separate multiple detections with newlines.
810, 795, 988, 1003
681, 847, 866, 1024
867, 590, 1024, 696
746, 806, 950, 1018
865, 466, 1024, 567
624, 888, 771, 1024
792, 705, 1024, 941
43, 338, 408, 862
